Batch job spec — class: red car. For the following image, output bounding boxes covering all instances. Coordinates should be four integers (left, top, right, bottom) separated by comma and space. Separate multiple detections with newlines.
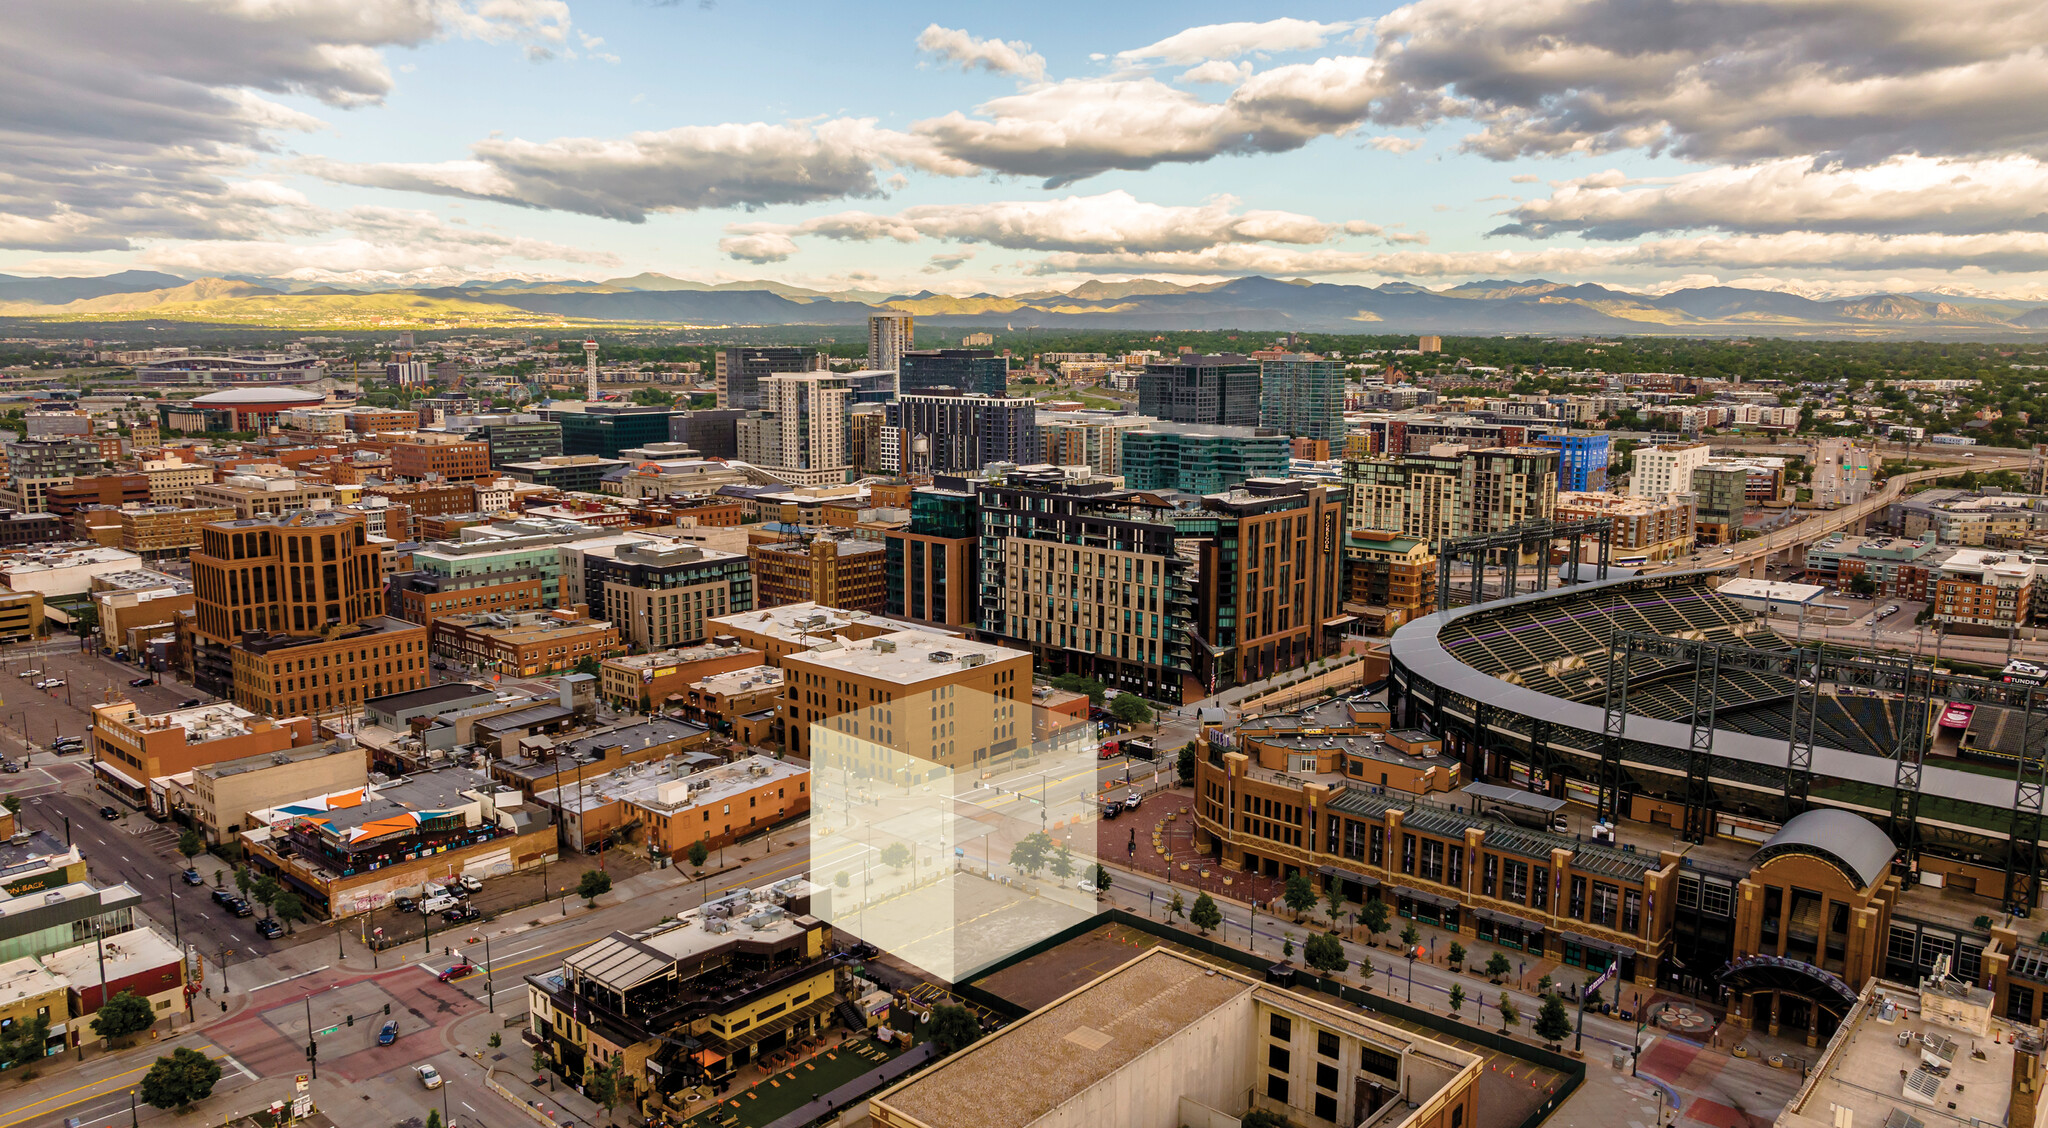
437, 962, 476, 982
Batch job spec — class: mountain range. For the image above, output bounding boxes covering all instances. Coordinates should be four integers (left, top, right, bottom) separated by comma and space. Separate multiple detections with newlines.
4, 271, 2048, 337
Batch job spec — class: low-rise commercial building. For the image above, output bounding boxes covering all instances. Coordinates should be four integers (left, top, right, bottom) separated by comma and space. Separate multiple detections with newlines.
89, 700, 316, 810
537, 753, 806, 855
500, 455, 630, 493
432, 606, 624, 677
91, 571, 192, 654
230, 616, 430, 720
749, 536, 886, 613
189, 473, 337, 519
388, 434, 492, 483
186, 741, 368, 845
114, 504, 237, 561
491, 717, 714, 807
0, 878, 139, 965
0, 545, 144, 598
680, 664, 784, 744
597, 643, 761, 711
41, 927, 186, 1035
0, 957, 71, 1061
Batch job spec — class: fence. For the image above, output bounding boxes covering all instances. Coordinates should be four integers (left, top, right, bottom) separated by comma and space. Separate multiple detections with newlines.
484, 1066, 573, 1128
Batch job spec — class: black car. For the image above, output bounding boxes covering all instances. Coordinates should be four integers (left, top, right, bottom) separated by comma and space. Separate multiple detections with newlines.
392, 895, 418, 914
179, 698, 201, 708
98, 805, 120, 820
226, 898, 254, 918
212, 887, 234, 906
255, 918, 284, 939
128, 677, 154, 687
442, 905, 480, 924
0, 760, 17, 774
182, 868, 203, 886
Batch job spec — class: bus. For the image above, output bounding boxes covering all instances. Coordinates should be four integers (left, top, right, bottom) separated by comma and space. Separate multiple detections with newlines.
1939, 702, 1976, 731
1613, 555, 1648, 568
2003, 661, 2048, 687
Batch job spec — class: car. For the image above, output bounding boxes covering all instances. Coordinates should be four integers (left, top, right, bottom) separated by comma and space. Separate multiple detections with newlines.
128, 677, 154, 687
1123, 790, 1141, 811
457, 874, 483, 894
0, 761, 16, 774
443, 905, 480, 924
417, 1065, 442, 1090
228, 898, 254, 918
392, 895, 418, 913
98, 805, 120, 820
15, 670, 35, 679
1721, 548, 1735, 555
255, 918, 284, 939
378, 1021, 398, 1046
179, 698, 201, 708
419, 894, 459, 915
40, 679, 63, 689
212, 887, 234, 906
52, 735, 82, 748
1100, 802, 1121, 820
182, 868, 203, 885
437, 962, 475, 982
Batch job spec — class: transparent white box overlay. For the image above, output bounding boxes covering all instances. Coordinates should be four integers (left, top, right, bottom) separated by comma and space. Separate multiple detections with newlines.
808, 690, 1102, 982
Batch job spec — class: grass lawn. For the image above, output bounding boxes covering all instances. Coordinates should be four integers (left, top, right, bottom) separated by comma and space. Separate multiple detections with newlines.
679, 1036, 912, 1128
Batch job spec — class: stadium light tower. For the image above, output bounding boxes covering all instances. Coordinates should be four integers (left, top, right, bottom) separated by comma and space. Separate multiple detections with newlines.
583, 338, 599, 401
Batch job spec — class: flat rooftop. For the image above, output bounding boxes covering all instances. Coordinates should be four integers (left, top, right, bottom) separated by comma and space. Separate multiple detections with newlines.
875, 948, 1254, 1128
709, 601, 957, 645
536, 753, 801, 816
783, 629, 1027, 683
696, 664, 782, 695
43, 926, 182, 982
365, 681, 497, 712
604, 643, 759, 671
1779, 979, 2014, 1128
99, 700, 272, 743
197, 741, 356, 779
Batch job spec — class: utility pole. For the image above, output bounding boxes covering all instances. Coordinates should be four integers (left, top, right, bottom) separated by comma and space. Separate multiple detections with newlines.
305, 995, 318, 1080
484, 933, 494, 1013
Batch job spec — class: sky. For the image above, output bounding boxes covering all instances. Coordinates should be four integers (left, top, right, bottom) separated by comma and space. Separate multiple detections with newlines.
7, 0, 2048, 300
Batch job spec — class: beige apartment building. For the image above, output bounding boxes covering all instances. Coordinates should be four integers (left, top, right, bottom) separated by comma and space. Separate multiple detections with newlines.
190, 474, 337, 519
139, 458, 213, 503
780, 628, 1031, 767
119, 504, 237, 561
1556, 490, 1698, 562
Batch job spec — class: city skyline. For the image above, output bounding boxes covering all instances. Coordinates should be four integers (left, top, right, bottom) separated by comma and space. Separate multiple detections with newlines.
7, 2, 2048, 301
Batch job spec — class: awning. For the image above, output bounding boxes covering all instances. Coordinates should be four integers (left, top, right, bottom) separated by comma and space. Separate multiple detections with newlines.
1323, 614, 1359, 627
1471, 907, 1543, 932
95, 760, 144, 789
705, 998, 837, 1052
1397, 888, 1459, 911
1557, 929, 1634, 956
691, 1050, 724, 1067
1318, 864, 1377, 887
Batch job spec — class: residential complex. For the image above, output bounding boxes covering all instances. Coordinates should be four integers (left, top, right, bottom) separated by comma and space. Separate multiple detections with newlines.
1258, 353, 1343, 441
897, 348, 1006, 397
750, 535, 887, 612
1555, 490, 1697, 562
585, 540, 752, 649
1120, 424, 1293, 494
714, 346, 819, 410
737, 372, 852, 487
1138, 353, 1260, 427
867, 312, 913, 371
883, 392, 1038, 474
1629, 441, 1712, 498
884, 485, 977, 628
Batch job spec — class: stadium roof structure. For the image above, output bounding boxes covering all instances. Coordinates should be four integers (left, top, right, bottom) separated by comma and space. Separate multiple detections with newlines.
1388, 570, 2020, 817
1753, 809, 1897, 890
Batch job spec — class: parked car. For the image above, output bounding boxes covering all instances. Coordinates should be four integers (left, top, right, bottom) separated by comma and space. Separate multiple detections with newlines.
378, 1021, 398, 1046
128, 677, 154, 687
15, 669, 36, 679
226, 898, 254, 918
0, 760, 16, 774
443, 905, 480, 924
437, 961, 475, 983
98, 805, 120, 820
1123, 790, 1141, 811
255, 918, 284, 939
212, 888, 234, 906
182, 868, 204, 886
457, 874, 483, 894
40, 679, 63, 689
179, 698, 201, 708
419, 894, 459, 915
1100, 802, 1121, 820
392, 895, 418, 914
417, 1065, 442, 1090
52, 735, 82, 748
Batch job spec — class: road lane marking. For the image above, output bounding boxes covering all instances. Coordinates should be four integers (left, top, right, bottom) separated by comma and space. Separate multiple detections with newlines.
0, 1047, 231, 1128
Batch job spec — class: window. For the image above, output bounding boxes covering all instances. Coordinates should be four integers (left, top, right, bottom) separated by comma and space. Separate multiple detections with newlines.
1482, 855, 1498, 896
1315, 1062, 1339, 1091
1401, 834, 1416, 875
1569, 876, 1588, 919
1268, 1045, 1290, 1072
1359, 1044, 1400, 1079
1532, 867, 1548, 912
1266, 1076, 1289, 1103
1269, 1014, 1291, 1040
1317, 1029, 1339, 1059
1314, 1094, 1339, 1121
1502, 860, 1529, 904
1622, 889, 1643, 934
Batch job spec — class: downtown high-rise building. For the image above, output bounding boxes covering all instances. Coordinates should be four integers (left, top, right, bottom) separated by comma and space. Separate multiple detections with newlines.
714, 346, 820, 410
1137, 354, 1260, 427
883, 391, 1039, 474
1258, 353, 1344, 441
867, 312, 914, 371
899, 348, 1007, 397
736, 372, 851, 487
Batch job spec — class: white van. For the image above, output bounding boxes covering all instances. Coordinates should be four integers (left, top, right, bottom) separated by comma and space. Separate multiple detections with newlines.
419, 894, 460, 915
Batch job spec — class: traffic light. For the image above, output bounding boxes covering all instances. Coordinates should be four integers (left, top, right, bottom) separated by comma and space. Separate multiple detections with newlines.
347, 1015, 354, 1027
383, 1003, 391, 1015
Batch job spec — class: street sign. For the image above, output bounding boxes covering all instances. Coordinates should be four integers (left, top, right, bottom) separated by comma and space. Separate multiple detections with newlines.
292, 1095, 313, 1120
295, 1074, 309, 1092
1582, 962, 1619, 1001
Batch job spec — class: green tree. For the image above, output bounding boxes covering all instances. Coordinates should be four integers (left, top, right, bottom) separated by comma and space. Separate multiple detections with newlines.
686, 839, 709, 870
1536, 973, 1553, 994
250, 873, 281, 914
0, 795, 19, 817
1049, 843, 1076, 881
880, 842, 913, 871
1177, 742, 1195, 786
1282, 932, 1295, 959
177, 829, 203, 859
1485, 952, 1512, 982
1282, 872, 1317, 920
1356, 952, 1372, 985
1304, 932, 1348, 976
572, 656, 601, 679
928, 1004, 982, 1054
1241, 1111, 1292, 1128
1322, 883, 1346, 928
1092, 864, 1113, 894
577, 869, 613, 907
427, 1112, 443, 1128
140, 1047, 222, 1111
583, 1054, 623, 1124
0, 1015, 49, 1068
1108, 694, 1153, 726
1534, 994, 1574, 1044
1189, 892, 1222, 935
233, 866, 252, 899
1498, 994, 1520, 1033
1447, 983, 1465, 1016
1167, 891, 1185, 921
1048, 673, 1107, 704
1009, 831, 1053, 876
272, 892, 306, 933
91, 990, 156, 1043
834, 871, 850, 888
1358, 898, 1389, 944
1447, 941, 1466, 967
1399, 923, 1420, 951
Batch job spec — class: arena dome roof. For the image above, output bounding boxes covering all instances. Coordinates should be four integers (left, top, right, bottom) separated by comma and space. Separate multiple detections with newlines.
189, 388, 327, 407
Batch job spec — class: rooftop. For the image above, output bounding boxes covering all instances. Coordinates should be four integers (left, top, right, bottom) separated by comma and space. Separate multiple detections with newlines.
0, 955, 68, 1000
562, 904, 820, 992
439, 609, 616, 644
708, 601, 956, 645
695, 664, 782, 695
195, 741, 358, 780
536, 754, 803, 816
42, 926, 183, 982
97, 699, 273, 743
1778, 978, 2015, 1128
602, 643, 759, 671
363, 681, 499, 713
91, 569, 191, 594
782, 629, 1028, 682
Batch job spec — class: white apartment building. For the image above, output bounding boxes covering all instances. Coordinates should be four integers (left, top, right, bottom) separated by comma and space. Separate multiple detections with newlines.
867, 312, 913, 372
1630, 441, 1712, 499
736, 373, 851, 488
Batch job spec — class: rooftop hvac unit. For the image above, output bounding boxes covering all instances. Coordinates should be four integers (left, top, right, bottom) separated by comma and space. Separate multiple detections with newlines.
874, 639, 896, 653
960, 653, 985, 668
928, 651, 954, 663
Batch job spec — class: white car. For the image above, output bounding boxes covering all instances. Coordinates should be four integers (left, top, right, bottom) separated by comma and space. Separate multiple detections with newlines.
458, 874, 483, 893
39, 679, 63, 688
417, 1064, 442, 1089
16, 670, 36, 679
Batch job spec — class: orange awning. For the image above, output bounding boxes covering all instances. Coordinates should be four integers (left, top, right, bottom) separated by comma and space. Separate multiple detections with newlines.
691, 1050, 724, 1067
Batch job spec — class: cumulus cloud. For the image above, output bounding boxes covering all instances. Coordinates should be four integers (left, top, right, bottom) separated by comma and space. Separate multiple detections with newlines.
1179, 61, 1252, 85
1494, 156, 2048, 239
719, 232, 800, 264
305, 119, 976, 220
722, 190, 1361, 256
916, 25, 1045, 80
1116, 19, 1353, 65
1366, 136, 1425, 153
924, 251, 976, 273
0, 0, 571, 251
